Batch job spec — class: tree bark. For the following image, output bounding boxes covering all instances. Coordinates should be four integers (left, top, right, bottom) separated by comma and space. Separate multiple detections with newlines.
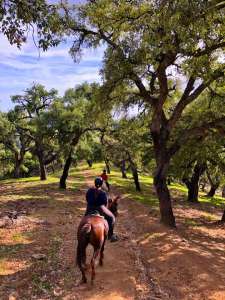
183, 162, 206, 202
154, 162, 176, 227
59, 151, 72, 189
37, 149, 47, 180
207, 184, 219, 197
206, 171, 220, 197
44, 152, 57, 166
221, 210, 225, 222
222, 186, 225, 198
13, 151, 25, 178
87, 159, 92, 167
130, 161, 141, 192
105, 158, 110, 174
121, 160, 127, 178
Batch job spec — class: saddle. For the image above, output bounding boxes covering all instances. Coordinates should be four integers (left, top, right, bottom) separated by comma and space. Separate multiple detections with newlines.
89, 212, 104, 218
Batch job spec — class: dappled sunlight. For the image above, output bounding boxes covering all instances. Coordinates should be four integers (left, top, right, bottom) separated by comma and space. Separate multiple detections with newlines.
137, 232, 165, 245
0, 163, 224, 299
0, 258, 31, 275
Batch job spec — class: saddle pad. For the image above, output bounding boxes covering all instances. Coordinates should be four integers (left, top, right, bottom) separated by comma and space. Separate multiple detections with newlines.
89, 213, 104, 218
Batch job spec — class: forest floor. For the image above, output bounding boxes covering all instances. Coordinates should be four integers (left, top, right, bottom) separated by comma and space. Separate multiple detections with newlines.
0, 164, 224, 300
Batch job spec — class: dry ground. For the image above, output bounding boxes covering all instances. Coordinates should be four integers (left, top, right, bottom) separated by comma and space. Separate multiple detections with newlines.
0, 169, 224, 300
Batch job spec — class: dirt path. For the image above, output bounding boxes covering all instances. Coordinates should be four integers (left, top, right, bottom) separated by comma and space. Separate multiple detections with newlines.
65, 170, 161, 300
0, 169, 224, 300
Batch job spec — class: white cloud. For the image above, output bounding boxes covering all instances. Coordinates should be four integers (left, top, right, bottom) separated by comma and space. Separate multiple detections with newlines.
0, 33, 105, 111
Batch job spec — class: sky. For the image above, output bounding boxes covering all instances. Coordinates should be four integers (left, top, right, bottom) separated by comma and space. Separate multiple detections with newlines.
0, 33, 104, 111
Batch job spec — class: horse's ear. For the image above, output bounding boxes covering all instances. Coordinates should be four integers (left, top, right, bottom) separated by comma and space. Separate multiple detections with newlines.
114, 196, 121, 203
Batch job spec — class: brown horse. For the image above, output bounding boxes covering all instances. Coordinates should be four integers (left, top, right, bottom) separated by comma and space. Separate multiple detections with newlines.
76, 196, 120, 283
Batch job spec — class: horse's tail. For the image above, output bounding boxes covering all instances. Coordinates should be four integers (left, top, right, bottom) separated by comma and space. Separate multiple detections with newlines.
76, 223, 92, 268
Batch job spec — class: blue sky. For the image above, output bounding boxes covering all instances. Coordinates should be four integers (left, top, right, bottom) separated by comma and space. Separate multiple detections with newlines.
0, 33, 104, 111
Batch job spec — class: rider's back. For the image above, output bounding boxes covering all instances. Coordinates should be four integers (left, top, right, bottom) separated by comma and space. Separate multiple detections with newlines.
85, 187, 107, 215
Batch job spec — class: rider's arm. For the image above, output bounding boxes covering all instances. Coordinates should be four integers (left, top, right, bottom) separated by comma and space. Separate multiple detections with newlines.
100, 205, 115, 222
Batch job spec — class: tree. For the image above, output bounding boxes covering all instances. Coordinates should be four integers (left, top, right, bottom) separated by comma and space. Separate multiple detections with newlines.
0, 112, 32, 178
0, 0, 62, 49
48, 83, 103, 189
100, 116, 150, 192
206, 165, 221, 197
10, 84, 58, 180
61, 0, 225, 226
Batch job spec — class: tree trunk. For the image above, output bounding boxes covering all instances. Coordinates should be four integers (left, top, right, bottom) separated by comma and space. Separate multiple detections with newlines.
105, 158, 110, 174
59, 151, 72, 189
121, 160, 127, 178
221, 210, 225, 222
187, 180, 199, 202
206, 171, 220, 198
222, 186, 225, 198
154, 163, 176, 227
87, 159, 92, 167
13, 153, 23, 178
37, 150, 47, 180
183, 162, 206, 202
199, 180, 206, 192
13, 148, 26, 178
207, 184, 219, 197
130, 163, 141, 192
14, 159, 22, 178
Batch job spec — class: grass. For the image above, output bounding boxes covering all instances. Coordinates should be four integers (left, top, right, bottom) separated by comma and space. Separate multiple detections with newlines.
1, 167, 85, 190
0, 161, 224, 211
1, 176, 59, 184
87, 162, 224, 209
89, 163, 158, 207
11, 232, 33, 244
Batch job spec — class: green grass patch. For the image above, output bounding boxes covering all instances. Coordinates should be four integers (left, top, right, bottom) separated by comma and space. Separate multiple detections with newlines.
88, 163, 158, 207
184, 218, 200, 227
0, 244, 24, 256
87, 163, 225, 211
199, 195, 225, 207
11, 232, 33, 244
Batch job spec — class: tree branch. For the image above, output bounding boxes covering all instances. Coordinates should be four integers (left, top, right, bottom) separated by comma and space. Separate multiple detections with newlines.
167, 70, 224, 131
168, 117, 225, 157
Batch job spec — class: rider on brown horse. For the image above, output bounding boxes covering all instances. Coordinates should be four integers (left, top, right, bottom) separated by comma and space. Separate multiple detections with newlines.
85, 177, 118, 242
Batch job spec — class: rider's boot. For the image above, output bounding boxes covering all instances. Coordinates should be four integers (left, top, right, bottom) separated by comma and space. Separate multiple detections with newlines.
109, 233, 119, 242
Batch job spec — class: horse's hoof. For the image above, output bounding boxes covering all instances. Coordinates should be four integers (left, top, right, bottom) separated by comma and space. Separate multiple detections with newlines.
99, 261, 103, 266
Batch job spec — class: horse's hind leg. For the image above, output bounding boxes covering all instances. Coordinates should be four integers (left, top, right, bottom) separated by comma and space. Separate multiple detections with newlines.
76, 240, 88, 284
99, 238, 106, 266
91, 247, 101, 283
81, 266, 87, 283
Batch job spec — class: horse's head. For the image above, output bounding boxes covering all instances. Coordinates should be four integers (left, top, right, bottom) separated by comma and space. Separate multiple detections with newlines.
108, 196, 120, 217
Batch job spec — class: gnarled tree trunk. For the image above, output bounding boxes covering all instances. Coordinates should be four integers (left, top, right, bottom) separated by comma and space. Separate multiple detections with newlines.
36, 148, 47, 180
206, 171, 220, 198
105, 158, 110, 174
59, 150, 73, 189
130, 162, 141, 191
13, 151, 25, 178
121, 160, 127, 178
154, 161, 176, 227
207, 184, 219, 197
183, 162, 206, 202
87, 159, 92, 167
221, 210, 225, 222
222, 186, 225, 198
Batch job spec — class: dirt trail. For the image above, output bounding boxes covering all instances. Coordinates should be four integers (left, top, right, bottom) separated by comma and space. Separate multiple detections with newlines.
67, 171, 161, 300
0, 169, 224, 300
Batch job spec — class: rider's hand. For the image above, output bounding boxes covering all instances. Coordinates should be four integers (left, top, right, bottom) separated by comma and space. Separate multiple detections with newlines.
100, 205, 115, 222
